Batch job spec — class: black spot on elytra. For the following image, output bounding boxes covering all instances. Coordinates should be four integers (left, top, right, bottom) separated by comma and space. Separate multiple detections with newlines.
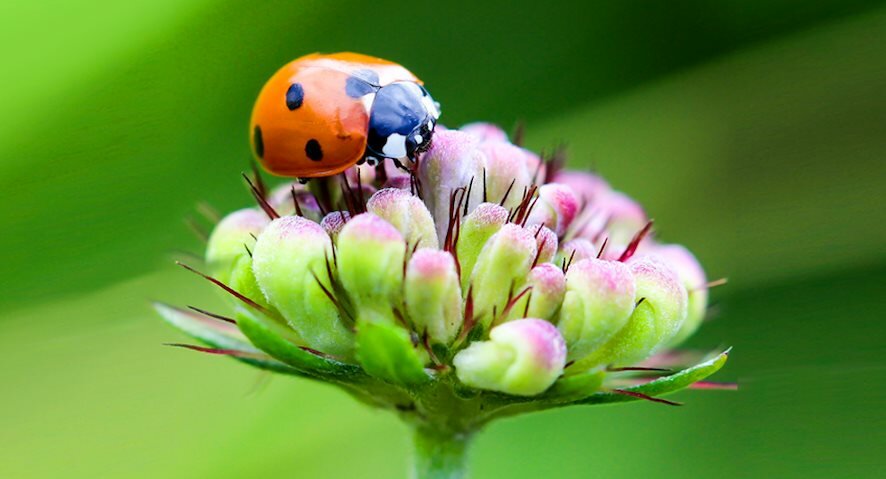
305, 139, 323, 161
345, 69, 380, 98
253, 125, 264, 158
286, 83, 304, 110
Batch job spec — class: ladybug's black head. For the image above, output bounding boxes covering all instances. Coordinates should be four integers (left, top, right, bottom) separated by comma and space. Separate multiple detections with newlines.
365, 82, 441, 163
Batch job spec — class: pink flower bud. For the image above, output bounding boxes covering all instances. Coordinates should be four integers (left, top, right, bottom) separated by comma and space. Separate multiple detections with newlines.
479, 141, 534, 211
266, 182, 321, 219
646, 244, 708, 346
506, 263, 566, 322
460, 122, 509, 143
551, 171, 610, 204
533, 225, 559, 265
417, 130, 486, 240
558, 238, 599, 265
590, 190, 648, 249
527, 183, 580, 236
319, 211, 351, 241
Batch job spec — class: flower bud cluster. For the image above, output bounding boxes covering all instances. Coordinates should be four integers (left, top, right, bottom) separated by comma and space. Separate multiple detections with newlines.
187, 122, 713, 398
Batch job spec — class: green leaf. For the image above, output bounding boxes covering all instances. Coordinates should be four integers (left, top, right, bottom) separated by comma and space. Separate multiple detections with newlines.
235, 309, 365, 379
356, 321, 431, 386
153, 302, 300, 375
575, 349, 730, 405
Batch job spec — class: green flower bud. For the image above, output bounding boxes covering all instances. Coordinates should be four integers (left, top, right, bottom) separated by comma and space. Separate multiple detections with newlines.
469, 224, 537, 330
557, 258, 636, 361
229, 254, 273, 312
456, 202, 509, 290
205, 208, 268, 284
404, 249, 463, 344
337, 213, 406, 321
577, 258, 688, 369
367, 188, 438, 249
252, 216, 354, 359
453, 318, 567, 396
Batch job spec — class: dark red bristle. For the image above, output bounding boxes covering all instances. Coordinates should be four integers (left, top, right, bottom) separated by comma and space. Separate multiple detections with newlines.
482, 169, 488, 203
532, 236, 548, 268
290, 185, 304, 217
463, 176, 474, 216
165, 343, 259, 358
242, 173, 279, 219
498, 178, 516, 207
249, 160, 268, 198
618, 220, 653, 262
607, 366, 671, 373
187, 305, 237, 324
176, 261, 270, 314
563, 249, 577, 273
596, 237, 609, 259
613, 389, 682, 406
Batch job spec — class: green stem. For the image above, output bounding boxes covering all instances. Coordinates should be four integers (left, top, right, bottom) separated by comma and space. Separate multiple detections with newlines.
410, 426, 473, 479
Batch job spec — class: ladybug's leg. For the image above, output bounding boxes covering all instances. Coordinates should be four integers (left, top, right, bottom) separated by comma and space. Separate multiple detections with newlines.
392, 158, 409, 172
375, 161, 388, 184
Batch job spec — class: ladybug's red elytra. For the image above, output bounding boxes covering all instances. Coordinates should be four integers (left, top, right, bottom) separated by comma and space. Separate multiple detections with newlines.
250, 52, 441, 179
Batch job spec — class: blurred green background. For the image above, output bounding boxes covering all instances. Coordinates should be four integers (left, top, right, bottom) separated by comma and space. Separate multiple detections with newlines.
2, 1, 884, 477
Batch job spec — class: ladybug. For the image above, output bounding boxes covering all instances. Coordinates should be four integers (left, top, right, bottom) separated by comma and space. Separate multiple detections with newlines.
250, 52, 441, 179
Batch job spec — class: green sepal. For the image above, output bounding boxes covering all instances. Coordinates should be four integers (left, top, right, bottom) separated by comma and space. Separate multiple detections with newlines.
153, 302, 300, 375
548, 370, 605, 399
235, 308, 365, 379
356, 321, 431, 386
154, 302, 246, 349
575, 349, 730, 405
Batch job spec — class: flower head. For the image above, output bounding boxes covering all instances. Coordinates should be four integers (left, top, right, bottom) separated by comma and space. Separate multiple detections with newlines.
159, 121, 730, 438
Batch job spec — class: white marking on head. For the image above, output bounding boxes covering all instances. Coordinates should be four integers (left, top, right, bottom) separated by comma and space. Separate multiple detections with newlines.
414, 134, 423, 144
402, 82, 423, 97
360, 93, 375, 113
382, 133, 407, 158
421, 94, 440, 119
